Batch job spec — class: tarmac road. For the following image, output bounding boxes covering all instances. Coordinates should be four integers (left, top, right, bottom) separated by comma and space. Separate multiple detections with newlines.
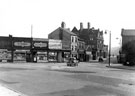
0, 62, 135, 96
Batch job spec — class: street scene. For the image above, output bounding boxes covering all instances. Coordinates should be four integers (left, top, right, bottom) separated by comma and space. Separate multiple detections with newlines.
1, 0, 135, 96
0, 58, 135, 96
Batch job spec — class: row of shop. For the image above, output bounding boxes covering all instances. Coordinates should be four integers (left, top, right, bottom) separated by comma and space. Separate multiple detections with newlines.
0, 36, 75, 63
0, 49, 71, 63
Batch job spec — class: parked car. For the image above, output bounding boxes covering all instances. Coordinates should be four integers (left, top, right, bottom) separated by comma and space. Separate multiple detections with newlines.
67, 57, 78, 67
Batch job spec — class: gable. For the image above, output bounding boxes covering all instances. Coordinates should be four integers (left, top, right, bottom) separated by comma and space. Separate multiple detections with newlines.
48, 28, 60, 39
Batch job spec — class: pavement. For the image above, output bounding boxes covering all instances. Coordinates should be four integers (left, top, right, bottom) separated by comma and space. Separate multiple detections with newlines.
0, 84, 26, 96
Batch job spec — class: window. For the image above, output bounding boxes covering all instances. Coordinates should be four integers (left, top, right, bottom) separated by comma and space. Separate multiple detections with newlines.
90, 38, 93, 40
75, 46, 77, 51
75, 37, 78, 42
72, 45, 74, 51
71, 36, 74, 42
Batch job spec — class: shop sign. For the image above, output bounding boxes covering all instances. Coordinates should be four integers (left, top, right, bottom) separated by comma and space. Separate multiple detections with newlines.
49, 39, 62, 49
86, 51, 91, 55
14, 42, 31, 47
34, 42, 47, 48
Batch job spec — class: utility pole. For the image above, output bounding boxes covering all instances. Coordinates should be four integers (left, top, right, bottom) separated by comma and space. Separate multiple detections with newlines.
31, 24, 33, 62
105, 30, 111, 66
31, 24, 33, 38
109, 31, 111, 66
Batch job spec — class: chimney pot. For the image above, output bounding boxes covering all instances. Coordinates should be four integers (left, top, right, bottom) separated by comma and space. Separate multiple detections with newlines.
61, 22, 66, 28
88, 22, 90, 30
80, 22, 83, 31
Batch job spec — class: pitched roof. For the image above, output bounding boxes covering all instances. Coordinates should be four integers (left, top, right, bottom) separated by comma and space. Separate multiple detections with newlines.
59, 27, 77, 35
121, 29, 135, 36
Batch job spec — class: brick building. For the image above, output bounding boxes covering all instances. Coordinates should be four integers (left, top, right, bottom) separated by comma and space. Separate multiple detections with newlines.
121, 29, 135, 48
72, 22, 104, 60
48, 22, 78, 62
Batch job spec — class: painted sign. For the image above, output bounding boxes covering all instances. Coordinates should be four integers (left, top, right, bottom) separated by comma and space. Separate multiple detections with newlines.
34, 42, 47, 48
86, 51, 92, 55
14, 42, 31, 47
49, 39, 62, 49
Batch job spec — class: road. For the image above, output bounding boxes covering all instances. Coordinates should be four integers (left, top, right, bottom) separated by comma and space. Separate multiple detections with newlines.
0, 62, 135, 96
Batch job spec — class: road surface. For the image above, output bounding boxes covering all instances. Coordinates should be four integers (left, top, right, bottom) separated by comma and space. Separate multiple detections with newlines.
0, 62, 135, 96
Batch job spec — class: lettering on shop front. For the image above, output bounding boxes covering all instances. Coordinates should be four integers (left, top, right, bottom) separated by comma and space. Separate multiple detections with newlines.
14, 42, 31, 47
34, 42, 47, 48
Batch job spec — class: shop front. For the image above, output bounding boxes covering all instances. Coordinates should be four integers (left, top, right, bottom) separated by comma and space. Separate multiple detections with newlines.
62, 41, 71, 62
0, 49, 11, 62
14, 50, 30, 62
32, 38, 48, 62
78, 50, 85, 62
48, 39, 62, 62
13, 37, 32, 62
0, 36, 12, 62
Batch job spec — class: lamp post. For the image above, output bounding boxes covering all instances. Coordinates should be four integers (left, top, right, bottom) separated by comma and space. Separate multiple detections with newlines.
109, 31, 111, 66
105, 30, 111, 66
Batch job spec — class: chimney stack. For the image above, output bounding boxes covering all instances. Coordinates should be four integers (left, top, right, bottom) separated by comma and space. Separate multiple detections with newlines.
88, 22, 90, 30
61, 22, 66, 28
80, 22, 83, 31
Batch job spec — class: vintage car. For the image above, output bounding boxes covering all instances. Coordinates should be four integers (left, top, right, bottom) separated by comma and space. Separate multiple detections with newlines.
67, 57, 78, 66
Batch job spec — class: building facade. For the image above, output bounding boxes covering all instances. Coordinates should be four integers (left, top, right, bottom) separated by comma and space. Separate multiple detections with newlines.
121, 29, 135, 48
78, 38, 86, 61
72, 22, 104, 60
48, 22, 78, 62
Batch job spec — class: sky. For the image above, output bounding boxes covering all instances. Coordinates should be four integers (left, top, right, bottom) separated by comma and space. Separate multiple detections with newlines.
1, 0, 135, 47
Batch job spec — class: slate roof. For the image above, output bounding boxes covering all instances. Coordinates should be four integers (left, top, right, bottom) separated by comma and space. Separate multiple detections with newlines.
121, 29, 135, 36
59, 27, 77, 35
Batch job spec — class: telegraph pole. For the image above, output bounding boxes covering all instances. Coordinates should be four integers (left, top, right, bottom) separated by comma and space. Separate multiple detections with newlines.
109, 31, 111, 66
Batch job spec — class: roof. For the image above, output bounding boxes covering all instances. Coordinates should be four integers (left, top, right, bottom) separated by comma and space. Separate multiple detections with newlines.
59, 27, 77, 35
121, 29, 135, 36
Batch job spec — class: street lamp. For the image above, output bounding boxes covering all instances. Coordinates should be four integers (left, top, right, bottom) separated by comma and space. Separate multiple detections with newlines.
105, 30, 111, 66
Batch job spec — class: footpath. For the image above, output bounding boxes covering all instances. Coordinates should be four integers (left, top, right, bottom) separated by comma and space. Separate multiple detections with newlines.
0, 84, 26, 96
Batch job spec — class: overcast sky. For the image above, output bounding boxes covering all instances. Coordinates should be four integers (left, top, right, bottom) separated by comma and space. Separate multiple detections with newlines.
1, 0, 135, 47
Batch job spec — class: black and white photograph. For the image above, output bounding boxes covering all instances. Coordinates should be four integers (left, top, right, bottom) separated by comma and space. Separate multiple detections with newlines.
0, 0, 135, 96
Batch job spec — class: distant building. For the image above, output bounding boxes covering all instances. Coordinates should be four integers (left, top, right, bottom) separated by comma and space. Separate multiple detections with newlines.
103, 45, 108, 58
72, 22, 104, 60
78, 38, 86, 61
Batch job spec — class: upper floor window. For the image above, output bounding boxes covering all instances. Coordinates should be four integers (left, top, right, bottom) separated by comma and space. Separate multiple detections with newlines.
71, 45, 74, 51
75, 46, 77, 51
90, 37, 93, 41
71, 36, 74, 42
75, 37, 78, 42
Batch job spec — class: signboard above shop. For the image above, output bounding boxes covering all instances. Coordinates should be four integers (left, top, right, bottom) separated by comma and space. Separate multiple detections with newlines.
14, 42, 31, 47
33, 38, 48, 49
34, 42, 47, 48
13, 37, 32, 49
49, 39, 62, 49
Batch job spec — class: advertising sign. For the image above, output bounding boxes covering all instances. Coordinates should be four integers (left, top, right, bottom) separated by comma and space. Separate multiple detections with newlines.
13, 37, 32, 49
49, 39, 62, 49
34, 42, 47, 48
14, 42, 31, 47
